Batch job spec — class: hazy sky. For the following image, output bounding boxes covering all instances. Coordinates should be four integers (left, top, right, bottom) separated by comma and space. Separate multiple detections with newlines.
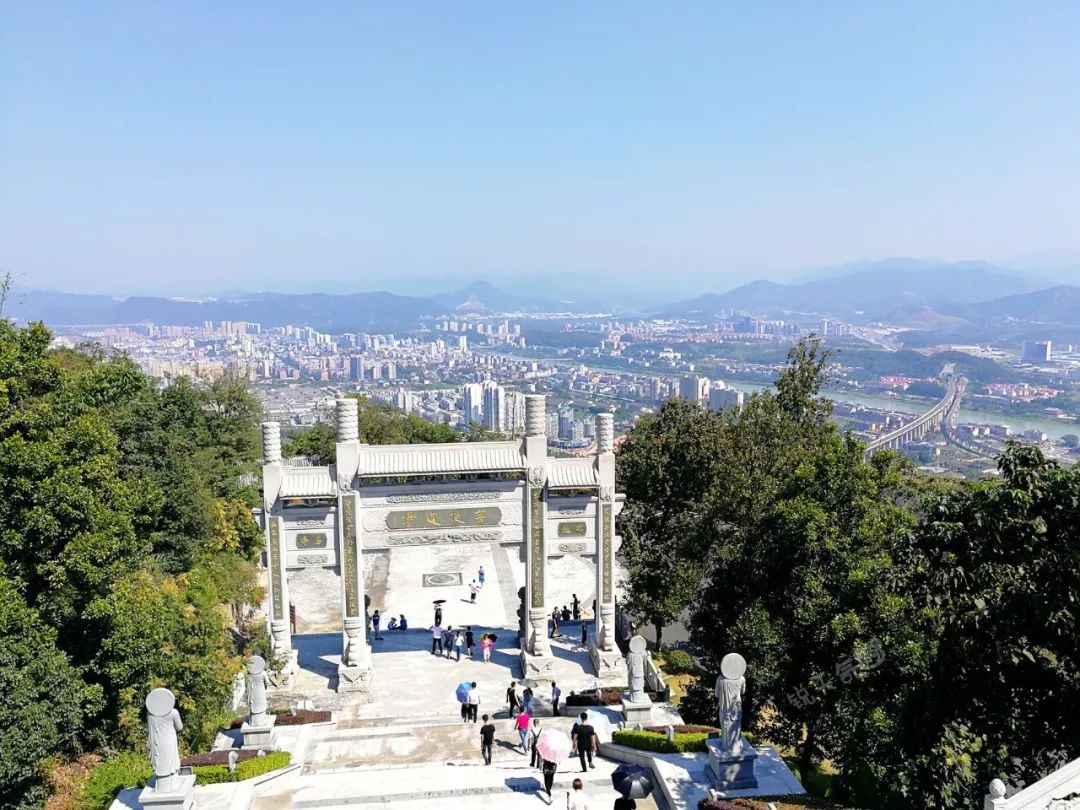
4, 2, 1079, 297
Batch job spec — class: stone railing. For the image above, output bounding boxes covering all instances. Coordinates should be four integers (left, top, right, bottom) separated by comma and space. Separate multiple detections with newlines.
645, 654, 671, 702
985, 756, 1080, 809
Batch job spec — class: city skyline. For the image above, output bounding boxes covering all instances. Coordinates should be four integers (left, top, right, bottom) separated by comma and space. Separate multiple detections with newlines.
4, 3, 1080, 296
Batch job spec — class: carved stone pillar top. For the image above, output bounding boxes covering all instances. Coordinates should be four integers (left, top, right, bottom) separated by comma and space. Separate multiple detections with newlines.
525, 395, 546, 437
597, 413, 614, 454
336, 398, 359, 442
262, 422, 281, 464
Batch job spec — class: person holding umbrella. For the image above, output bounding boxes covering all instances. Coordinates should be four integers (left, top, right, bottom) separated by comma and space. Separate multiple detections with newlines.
610, 762, 653, 808
529, 718, 543, 768
455, 680, 472, 722
535, 727, 571, 804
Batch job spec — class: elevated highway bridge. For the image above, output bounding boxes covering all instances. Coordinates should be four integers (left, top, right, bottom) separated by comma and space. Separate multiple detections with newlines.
863, 376, 963, 461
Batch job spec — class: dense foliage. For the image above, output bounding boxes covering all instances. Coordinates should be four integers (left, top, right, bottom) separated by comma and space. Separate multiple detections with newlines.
0, 321, 265, 808
617, 337, 1080, 808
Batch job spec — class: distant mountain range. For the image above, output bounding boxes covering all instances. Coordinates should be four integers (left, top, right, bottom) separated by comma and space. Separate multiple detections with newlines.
11, 281, 573, 332
658, 259, 1043, 320
11, 258, 1078, 340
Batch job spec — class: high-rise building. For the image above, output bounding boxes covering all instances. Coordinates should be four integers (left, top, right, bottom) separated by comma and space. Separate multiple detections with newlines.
558, 406, 574, 440
1022, 340, 1052, 364
482, 381, 506, 433
348, 356, 365, 381
385, 361, 397, 380
461, 383, 483, 426
709, 386, 745, 410
679, 375, 710, 405
546, 412, 559, 440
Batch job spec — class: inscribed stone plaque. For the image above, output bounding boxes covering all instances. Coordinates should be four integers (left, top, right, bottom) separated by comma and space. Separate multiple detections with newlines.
602, 503, 613, 602
558, 542, 586, 553
268, 518, 284, 621
530, 489, 544, 608
295, 532, 328, 549
385, 506, 501, 530
556, 521, 587, 538
341, 496, 359, 617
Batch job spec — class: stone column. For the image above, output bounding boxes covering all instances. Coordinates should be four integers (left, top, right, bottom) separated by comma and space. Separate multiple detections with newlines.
522, 395, 554, 678
335, 399, 371, 693
261, 421, 297, 685
590, 412, 625, 679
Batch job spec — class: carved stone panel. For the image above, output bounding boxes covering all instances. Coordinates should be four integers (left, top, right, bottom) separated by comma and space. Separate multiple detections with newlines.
267, 517, 284, 622
341, 496, 359, 617
555, 521, 587, 538
530, 489, 544, 608
295, 532, 328, 549
385, 506, 502, 531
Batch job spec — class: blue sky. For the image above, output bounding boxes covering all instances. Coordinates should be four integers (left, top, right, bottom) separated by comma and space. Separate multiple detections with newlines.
3, 2, 1079, 296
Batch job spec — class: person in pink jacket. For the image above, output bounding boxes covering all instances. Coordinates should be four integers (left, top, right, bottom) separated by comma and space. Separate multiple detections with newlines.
515, 708, 531, 752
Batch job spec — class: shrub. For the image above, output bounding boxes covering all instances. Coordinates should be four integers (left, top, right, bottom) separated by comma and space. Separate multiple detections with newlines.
677, 675, 719, 725
192, 751, 291, 784
82, 753, 151, 810
662, 649, 698, 674
612, 729, 711, 754
698, 799, 856, 810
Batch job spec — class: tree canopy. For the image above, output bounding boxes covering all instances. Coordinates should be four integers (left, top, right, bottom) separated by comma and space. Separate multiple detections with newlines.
0, 320, 265, 805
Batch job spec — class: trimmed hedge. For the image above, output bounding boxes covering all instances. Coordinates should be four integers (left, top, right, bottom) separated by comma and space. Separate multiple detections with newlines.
193, 751, 291, 784
612, 728, 711, 754
83, 753, 152, 810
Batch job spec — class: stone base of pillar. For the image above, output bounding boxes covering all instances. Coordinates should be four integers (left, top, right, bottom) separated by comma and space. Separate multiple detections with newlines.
241, 713, 277, 750
337, 663, 373, 694
137, 774, 195, 810
268, 649, 298, 688
620, 697, 654, 726
706, 736, 759, 791
589, 637, 626, 680
520, 649, 556, 681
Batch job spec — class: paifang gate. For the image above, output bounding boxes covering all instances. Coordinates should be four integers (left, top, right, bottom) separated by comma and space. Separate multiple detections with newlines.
258, 395, 626, 693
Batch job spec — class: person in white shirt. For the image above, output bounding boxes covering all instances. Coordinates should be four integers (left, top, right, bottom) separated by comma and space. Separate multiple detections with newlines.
466, 682, 480, 723
566, 778, 589, 809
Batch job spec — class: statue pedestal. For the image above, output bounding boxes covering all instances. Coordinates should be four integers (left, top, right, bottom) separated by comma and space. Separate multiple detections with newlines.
241, 713, 277, 750
337, 662, 372, 694
268, 649, 298, 688
620, 696, 653, 726
138, 774, 195, 810
707, 735, 758, 791
520, 650, 556, 681
589, 637, 626, 680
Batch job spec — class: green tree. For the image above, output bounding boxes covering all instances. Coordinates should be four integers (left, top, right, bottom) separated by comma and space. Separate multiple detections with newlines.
0, 577, 91, 809
283, 421, 336, 464
1061, 433, 1078, 448
887, 444, 1080, 808
616, 398, 722, 647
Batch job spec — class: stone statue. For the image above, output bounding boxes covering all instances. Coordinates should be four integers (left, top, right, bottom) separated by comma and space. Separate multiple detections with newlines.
145, 688, 183, 792
626, 635, 648, 703
246, 655, 271, 725
715, 653, 747, 754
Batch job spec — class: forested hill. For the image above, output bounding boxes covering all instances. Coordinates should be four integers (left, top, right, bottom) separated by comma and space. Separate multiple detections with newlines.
0, 320, 267, 806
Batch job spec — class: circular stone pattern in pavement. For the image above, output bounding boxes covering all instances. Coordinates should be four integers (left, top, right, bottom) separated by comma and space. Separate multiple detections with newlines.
422, 572, 463, 587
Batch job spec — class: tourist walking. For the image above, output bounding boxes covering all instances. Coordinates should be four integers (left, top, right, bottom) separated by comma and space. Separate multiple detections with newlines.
515, 708, 531, 752
467, 681, 480, 722
529, 718, 543, 768
541, 757, 558, 801
572, 594, 580, 620
371, 610, 383, 640
571, 713, 597, 772
506, 682, 520, 716
482, 633, 493, 663
566, 778, 590, 809
522, 684, 534, 715
454, 629, 465, 661
434, 604, 443, 626
465, 626, 475, 658
443, 625, 455, 658
580, 619, 588, 647
551, 682, 562, 716
550, 607, 559, 637
478, 566, 486, 587
479, 714, 495, 765
469, 579, 479, 603
430, 623, 443, 655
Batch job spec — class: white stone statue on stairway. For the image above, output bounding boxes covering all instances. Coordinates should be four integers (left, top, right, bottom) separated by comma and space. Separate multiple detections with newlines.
246, 655, 271, 725
715, 652, 747, 754
145, 688, 183, 792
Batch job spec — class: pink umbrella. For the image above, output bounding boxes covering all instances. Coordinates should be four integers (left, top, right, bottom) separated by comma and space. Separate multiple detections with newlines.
535, 729, 572, 763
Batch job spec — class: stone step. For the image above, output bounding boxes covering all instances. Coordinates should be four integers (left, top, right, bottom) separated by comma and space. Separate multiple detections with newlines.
285, 761, 618, 808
